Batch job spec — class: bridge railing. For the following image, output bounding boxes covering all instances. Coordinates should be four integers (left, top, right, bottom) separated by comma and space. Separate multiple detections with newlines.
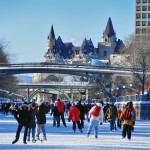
0, 62, 142, 72
101, 93, 150, 103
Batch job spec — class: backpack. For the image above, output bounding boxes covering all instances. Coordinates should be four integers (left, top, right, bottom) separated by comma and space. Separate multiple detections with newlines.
124, 108, 132, 120
91, 106, 101, 117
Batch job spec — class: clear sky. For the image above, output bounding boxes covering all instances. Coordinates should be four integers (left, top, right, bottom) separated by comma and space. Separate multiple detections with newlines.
0, 0, 134, 63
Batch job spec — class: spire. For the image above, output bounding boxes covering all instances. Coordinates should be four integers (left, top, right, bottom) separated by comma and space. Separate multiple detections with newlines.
104, 17, 115, 37
81, 38, 87, 48
49, 24, 55, 39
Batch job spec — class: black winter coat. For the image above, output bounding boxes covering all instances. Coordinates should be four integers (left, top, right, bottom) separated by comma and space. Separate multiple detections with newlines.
29, 107, 37, 128
36, 103, 48, 124
14, 104, 31, 126
51, 106, 59, 116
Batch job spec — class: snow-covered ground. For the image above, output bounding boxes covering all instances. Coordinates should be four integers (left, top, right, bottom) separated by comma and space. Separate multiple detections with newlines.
0, 113, 150, 150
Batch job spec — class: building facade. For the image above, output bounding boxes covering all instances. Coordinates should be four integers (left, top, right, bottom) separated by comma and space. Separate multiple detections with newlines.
135, 0, 150, 34
44, 17, 123, 64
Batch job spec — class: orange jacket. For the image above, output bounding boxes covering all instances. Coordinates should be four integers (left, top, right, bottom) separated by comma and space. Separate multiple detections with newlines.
120, 107, 136, 126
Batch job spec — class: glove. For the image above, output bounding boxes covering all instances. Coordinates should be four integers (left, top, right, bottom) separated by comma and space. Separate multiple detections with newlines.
100, 123, 102, 125
132, 121, 135, 126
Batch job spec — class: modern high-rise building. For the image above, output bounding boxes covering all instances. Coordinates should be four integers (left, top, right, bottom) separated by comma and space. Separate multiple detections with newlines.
135, 0, 150, 34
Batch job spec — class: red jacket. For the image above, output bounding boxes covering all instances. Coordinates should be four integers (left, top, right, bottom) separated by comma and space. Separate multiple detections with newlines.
68, 106, 80, 122
56, 100, 65, 113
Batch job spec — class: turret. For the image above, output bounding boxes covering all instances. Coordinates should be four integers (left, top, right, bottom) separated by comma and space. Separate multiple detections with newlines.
102, 17, 116, 43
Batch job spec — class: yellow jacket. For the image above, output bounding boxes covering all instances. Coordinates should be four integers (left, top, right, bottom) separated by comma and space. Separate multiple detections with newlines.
120, 107, 136, 126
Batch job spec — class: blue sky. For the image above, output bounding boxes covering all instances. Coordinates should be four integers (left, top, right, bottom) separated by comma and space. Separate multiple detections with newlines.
0, 0, 134, 63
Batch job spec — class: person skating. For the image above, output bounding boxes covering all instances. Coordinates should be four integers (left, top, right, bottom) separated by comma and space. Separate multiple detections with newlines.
27, 102, 37, 143
68, 103, 83, 133
76, 100, 85, 128
50, 103, 60, 127
12, 103, 31, 144
105, 104, 118, 132
86, 103, 104, 138
35, 101, 49, 142
120, 101, 136, 140
55, 99, 67, 127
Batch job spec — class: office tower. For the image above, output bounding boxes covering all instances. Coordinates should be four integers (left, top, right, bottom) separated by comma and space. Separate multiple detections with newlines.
135, 0, 150, 34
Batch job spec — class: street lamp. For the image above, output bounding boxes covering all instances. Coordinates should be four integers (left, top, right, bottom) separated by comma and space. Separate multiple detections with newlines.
129, 84, 132, 95
122, 85, 126, 96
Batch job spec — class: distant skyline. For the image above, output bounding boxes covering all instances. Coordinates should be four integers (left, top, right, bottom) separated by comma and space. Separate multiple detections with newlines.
0, 0, 134, 63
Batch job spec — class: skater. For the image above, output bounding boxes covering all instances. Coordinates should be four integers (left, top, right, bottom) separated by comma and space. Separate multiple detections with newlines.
120, 101, 136, 140
68, 103, 83, 133
76, 100, 85, 128
105, 104, 118, 132
27, 102, 37, 143
86, 103, 104, 138
35, 101, 49, 142
56, 99, 67, 127
12, 103, 31, 144
50, 103, 60, 127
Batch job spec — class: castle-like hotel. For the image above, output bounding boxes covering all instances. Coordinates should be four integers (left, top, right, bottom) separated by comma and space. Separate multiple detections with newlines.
44, 17, 123, 64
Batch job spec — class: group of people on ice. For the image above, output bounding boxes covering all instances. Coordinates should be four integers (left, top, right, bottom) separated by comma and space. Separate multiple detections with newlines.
10, 98, 136, 144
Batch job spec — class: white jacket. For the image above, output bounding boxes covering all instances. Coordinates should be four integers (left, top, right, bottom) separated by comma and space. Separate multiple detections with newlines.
88, 105, 104, 123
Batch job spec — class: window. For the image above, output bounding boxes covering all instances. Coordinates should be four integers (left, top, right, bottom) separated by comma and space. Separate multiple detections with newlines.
142, 21, 147, 26
136, 6, 141, 11
103, 51, 107, 57
142, 13, 147, 18
142, 6, 147, 11
143, 0, 147, 3
148, 13, 150, 18
136, 21, 141, 26
142, 28, 147, 33
149, 0, 150, 2
137, 0, 141, 3
148, 21, 150, 26
148, 6, 150, 11
136, 13, 141, 18
136, 28, 141, 34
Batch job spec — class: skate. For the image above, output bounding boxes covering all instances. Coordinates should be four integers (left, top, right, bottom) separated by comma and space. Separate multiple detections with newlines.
32, 138, 36, 143
35, 136, 40, 142
12, 139, 18, 144
95, 135, 98, 139
23, 141, 27, 144
41, 137, 47, 143
27, 137, 30, 142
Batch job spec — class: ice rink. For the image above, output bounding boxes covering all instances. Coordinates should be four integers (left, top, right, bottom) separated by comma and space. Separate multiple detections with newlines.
0, 113, 150, 150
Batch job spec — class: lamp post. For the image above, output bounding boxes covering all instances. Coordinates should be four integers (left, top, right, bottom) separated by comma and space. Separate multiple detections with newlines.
129, 84, 132, 95
122, 85, 125, 96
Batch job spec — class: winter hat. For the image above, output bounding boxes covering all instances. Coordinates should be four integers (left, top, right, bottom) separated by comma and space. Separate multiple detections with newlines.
96, 103, 102, 108
127, 101, 133, 108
